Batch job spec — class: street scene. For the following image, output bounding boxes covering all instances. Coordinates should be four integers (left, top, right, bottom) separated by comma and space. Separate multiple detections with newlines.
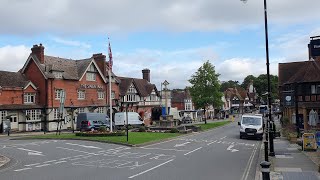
0, 120, 261, 180
1, 1, 320, 180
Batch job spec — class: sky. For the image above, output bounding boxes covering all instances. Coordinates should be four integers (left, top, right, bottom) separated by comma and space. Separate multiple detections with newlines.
1, 0, 320, 89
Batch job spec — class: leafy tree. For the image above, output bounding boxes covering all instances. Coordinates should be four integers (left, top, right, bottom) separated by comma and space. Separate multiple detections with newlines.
254, 74, 279, 102
220, 80, 240, 91
241, 75, 256, 90
188, 61, 223, 124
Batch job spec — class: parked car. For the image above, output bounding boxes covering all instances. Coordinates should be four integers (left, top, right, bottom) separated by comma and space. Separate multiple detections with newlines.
238, 114, 263, 140
114, 112, 144, 127
76, 113, 110, 131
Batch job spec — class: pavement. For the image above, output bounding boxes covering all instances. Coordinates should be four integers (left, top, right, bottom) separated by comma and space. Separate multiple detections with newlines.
0, 117, 261, 180
256, 115, 320, 180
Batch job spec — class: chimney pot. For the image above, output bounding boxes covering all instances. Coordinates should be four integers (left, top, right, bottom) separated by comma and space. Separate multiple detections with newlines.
142, 69, 150, 82
31, 43, 45, 64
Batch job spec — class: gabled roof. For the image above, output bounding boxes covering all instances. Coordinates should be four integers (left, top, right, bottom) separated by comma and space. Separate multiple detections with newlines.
278, 61, 306, 86
0, 71, 30, 88
224, 87, 246, 100
286, 60, 320, 84
118, 77, 159, 97
21, 54, 106, 82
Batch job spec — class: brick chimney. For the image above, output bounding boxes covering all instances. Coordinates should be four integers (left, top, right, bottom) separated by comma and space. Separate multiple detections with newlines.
31, 44, 45, 64
92, 53, 106, 76
142, 69, 150, 82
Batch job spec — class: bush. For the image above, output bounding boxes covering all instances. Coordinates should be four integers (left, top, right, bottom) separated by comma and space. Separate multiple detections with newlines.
170, 128, 179, 133
98, 126, 107, 132
138, 126, 146, 132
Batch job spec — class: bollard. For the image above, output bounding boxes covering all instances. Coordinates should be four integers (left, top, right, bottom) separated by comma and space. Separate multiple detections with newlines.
264, 141, 269, 162
260, 161, 271, 180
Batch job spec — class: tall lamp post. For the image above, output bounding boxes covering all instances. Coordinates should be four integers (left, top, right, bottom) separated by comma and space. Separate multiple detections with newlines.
120, 101, 138, 142
241, 0, 275, 156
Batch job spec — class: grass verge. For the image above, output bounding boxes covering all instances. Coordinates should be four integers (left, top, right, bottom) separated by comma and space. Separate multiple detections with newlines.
197, 121, 231, 131
23, 132, 181, 145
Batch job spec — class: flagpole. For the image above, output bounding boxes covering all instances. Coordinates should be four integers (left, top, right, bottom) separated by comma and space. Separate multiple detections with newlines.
109, 68, 113, 132
108, 37, 113, 132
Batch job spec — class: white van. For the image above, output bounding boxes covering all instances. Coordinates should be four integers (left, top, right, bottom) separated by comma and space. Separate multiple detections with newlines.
238, 114, 263, 140
114, 112, 144, 126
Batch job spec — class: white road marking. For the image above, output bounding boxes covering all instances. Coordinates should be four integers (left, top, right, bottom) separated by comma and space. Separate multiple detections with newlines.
227, 145, 239, 152
54, 161, 67, 164
56, 147, 99, 155
14, 167, 32, 172
17, 148, 42, 154
70, 157, 84, 161
65, 143, 102, 149
128, 159, 174, 179
184, 147, 203, 156
140, 147, 188, 152
241, 142, 259, 180
24, 163, 40, 167
142, 139, 177, 148
28, 152, 44, 156
207, 140, 217, 145
174, 142, 191, 147
220, 136, 227, 140
35, 164, 51, 168
42, 160, 57, 163
217, 141, 222, 143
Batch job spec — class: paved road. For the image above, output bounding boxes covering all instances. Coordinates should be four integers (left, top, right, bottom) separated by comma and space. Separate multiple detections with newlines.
0, 120, 261, 180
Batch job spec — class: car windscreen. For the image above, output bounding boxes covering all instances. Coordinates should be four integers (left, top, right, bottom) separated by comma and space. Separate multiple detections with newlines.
242, 117, 261, 125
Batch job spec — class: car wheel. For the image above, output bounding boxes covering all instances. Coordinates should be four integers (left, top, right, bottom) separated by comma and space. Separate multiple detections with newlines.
91, 128, 95, 131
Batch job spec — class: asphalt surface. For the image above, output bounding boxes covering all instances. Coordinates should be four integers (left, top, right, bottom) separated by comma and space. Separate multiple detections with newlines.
0, 120, 261, 180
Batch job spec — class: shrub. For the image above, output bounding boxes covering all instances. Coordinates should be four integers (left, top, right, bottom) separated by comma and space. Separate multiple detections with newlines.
75, 131, 125, 137
138, 126, 146, 132
170, 128, 179, 133
98, 126, 107, 132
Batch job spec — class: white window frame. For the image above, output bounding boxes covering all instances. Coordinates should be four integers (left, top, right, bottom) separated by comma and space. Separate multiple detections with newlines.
98, 91, 105, 99
24, 93, 36, 104
53, 71, 63, 79
53, 108, 59, 119
128, 85, 136, 93
26, 110, 41, 121
111, 91, 115, 99
86, 72, 96, 81
88, 64, 97, 72
97, 107, 104, 113
126, 94, 136, 102
78, 90, 86, 99
55, 89, 64, 100
78, 108, 85, 113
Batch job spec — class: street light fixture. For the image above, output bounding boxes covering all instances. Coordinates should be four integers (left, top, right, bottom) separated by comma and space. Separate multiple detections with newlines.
241, 0, 275, 156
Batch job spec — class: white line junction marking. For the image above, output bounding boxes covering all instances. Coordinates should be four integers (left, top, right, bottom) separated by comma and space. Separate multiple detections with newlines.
174, 142, 191, 147
17, 148, 44, 156
227, 145, 239, 152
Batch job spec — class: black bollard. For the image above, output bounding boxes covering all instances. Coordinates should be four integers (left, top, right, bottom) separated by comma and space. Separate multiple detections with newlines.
264, 141, 269, 162
260, 161, 271, 180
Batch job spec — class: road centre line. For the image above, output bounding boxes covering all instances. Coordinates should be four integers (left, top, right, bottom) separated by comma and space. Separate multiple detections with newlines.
24, 163, 40, 167
184, 147, 203, 156
35, 164, 51, 168
14, 167, 32, 172
42, 160, 57, 164
240, 142, 259, 180
128, 159, 174, 179
54, 161, 67, 164
207, 140, 217, 145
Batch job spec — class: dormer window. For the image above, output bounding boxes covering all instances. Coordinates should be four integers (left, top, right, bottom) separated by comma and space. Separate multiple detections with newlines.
52, 71, 63, 79
24, 93, 35, 103
128, 85, 135, 93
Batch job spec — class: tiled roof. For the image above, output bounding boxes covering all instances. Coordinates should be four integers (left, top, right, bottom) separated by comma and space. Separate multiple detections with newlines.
0, 71, 29, 88
224, 87, 246, 100
286, 60, 320, 84
118, 77, 158, 97
278, 61, 305, 86
43, 55, 92, 80
171, 90, 190, 103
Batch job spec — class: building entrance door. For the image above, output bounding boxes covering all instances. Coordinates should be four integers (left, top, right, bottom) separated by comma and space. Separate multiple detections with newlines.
10, 116, 18, 130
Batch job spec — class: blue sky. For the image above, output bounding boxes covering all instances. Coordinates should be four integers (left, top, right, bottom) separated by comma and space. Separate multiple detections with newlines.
0, 0, 320, 89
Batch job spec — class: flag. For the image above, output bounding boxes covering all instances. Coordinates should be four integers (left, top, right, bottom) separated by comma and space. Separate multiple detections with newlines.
108, 37, 113, 71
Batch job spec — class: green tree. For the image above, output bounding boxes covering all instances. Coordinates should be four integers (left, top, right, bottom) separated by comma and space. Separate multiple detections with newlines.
241, 75, 256, 90
254, 74, 279, 102
188, 61, 223, 124
220, 80, 240, 91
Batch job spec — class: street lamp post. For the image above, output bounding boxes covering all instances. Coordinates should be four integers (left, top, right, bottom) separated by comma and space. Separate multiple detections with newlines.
241, 0, 275, 157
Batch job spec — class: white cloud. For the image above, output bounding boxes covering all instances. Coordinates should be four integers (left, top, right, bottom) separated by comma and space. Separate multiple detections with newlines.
52, 37, 91, 49
0, 0, 319, 35
0, 45, 30, 71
